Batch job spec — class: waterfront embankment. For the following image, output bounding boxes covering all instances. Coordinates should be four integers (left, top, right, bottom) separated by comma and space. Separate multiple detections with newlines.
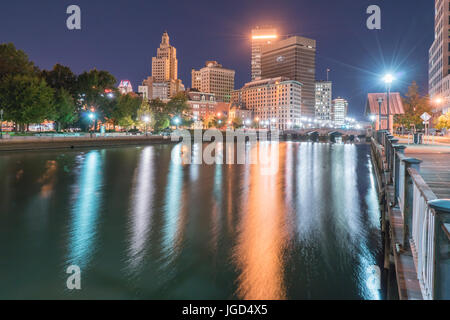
0, 135, 175, 152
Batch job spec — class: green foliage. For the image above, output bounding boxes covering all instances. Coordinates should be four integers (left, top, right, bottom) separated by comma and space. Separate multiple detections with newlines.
0, 74, 55, 130
41, 64, 77, 95
53, 88, 78, 130
0, 43, 37, 81
395, 81, 432, 130
166, 92, 190, 115
232, 117, 243, 129
435, 112, 450, 129
111, 93, 142, 128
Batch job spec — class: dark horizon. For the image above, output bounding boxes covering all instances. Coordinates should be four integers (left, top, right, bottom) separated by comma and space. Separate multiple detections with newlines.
0, 0, 434, 119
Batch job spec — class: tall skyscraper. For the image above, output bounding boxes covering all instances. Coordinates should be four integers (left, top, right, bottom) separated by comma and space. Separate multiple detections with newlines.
429, 0, 450, 116
251, 27, 278, 81
139, 31, 184, 100
315, 81, 332, 120
332, 98, 348, 126
191, 61, 235, 102
152, 31, 178, 82
261, 36, 316, 117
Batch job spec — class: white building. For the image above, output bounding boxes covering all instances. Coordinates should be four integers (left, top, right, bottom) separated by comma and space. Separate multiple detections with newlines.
118, 80, 133, 95
315, 81, 332, 120
429, 0, 450, 116
332, 98, 348, 126
232, 77, 302, 130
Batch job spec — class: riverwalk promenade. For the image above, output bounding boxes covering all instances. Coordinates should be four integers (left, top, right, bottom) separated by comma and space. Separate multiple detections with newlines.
0, 134, 174, 152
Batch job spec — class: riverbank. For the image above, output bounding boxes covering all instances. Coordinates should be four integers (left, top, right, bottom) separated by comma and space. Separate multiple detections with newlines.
0, 135, 176, 152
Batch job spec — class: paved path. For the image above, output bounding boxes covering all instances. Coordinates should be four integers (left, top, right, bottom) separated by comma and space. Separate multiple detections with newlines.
396, 142, 450, 199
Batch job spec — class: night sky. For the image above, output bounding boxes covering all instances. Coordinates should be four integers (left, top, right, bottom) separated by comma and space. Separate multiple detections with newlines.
0, 0, 433, 119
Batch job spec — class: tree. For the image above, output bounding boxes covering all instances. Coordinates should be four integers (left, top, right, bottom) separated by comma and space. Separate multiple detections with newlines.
53, 88, 78, 131
0, 43, 37, 81
166, 92, 190, 116
0, 74, 55, 131
41, 64, 77, 95
111, 93, 142, 130
232, 117, 243, 129
395, 81, 432, 130
435, 112, 450, 130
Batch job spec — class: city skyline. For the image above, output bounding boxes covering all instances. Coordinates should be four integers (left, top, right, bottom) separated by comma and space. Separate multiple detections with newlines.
0, 0, 434, 119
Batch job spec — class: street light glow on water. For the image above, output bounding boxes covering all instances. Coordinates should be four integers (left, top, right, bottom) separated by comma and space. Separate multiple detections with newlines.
0, 142, 383, 299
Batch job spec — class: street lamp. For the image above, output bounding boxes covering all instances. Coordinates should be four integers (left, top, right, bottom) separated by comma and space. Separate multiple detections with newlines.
173, 116, 181, 129
143, 116, 150, 136
88, 112, 96, 137
377, 97, 383, 131
383, 74, 395, 132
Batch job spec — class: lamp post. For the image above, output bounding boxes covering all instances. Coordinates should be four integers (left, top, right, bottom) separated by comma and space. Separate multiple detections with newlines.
143, 116, 150, 136
88, 112, 95, 138
0, 108, 3, 140
377, 97, 383, 131
383, 74, 395, 132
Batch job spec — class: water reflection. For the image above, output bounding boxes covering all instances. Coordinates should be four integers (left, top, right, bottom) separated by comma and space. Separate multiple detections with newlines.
162, 144, 185, 261
1, 142, 382, 299
234, 142, 288, 300
126, 147, 154, 274
67, 151, 103, 268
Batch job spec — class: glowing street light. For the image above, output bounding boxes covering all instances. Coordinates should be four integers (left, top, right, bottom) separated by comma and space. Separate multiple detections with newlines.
143, 116, 150, 136
383, 73, 396, 132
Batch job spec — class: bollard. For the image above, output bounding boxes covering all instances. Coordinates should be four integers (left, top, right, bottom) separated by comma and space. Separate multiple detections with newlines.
402, 158, 422, 248
428, 199, 450, 300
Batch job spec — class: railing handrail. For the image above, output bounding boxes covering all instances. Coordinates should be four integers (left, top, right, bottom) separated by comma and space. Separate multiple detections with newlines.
407, 168, 438, 203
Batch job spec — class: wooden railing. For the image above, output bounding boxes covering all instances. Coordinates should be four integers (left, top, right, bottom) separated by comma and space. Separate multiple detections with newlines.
373, 130, 450, 300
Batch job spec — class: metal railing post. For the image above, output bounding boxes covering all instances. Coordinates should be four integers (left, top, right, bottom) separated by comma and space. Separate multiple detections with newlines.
402, 158, 422, 248
393, 144, 406, 206
427, 199, 450, 300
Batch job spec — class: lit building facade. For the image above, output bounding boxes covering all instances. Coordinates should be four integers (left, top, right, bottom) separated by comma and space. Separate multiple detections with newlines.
251, 27, 278, 81
118, 80, 133, 95
315, 81, 332, 120
332, 98, 348, 126
429, 0, 450, 116
186, 91, 217, 120
261, 36, 316, 117
232, 77, 302, 130
191, 61, 235, 102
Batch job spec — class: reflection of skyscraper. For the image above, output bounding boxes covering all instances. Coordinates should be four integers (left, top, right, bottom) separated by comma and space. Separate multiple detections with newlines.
251, 27, 278, 81
261, 36, 316, 117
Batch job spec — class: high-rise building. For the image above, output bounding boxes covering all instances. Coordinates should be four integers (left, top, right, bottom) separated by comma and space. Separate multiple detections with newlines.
251, 27, 278, 81
139, 31, 184, 101
332, 98, 348, 126
261, 36, 316, 117
152, 31, 178, 82
231, 77, 302, 130
315, 81, 332, 120
191, 61, 235, 102
429, 0, 450, 116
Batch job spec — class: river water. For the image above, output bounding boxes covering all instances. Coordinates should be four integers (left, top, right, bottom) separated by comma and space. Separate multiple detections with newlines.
0, 142, 383, 299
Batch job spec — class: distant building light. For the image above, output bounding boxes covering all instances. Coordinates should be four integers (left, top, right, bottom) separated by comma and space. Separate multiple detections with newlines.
252, 35, 278, 40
